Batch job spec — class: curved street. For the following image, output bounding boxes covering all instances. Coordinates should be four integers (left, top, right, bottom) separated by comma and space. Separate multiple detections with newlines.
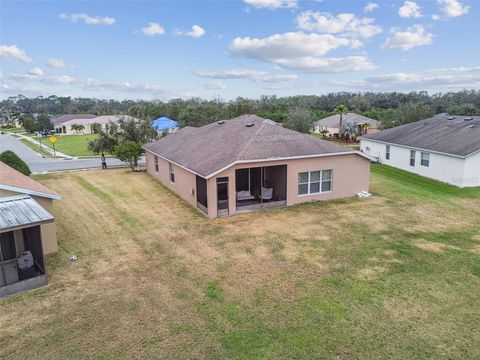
0, 133, 144, 173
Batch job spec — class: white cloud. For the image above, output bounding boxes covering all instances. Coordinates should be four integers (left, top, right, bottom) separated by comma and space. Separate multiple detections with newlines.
382, 25, 433, 51
261, 74, 298, 82
229, 32, 375, 73
11, 68, 44, 80
59, 13, 115, 25
296, 11, 382, 38
196, 68, 298, 82
273, 56, 377, 72
28, 68, 44, 77
230, 32, 358, 61
82, 78, 167, 94
364, 2, 379, 13
49, 75, 75, 85
196, 69, 268, 79
437, 0, 470, 17
243, 0, 297, 9
46, 58, 72, 68
398, 1, 423, 18
0, 45, 32, 63
11, 69, 75, 84
140, 23, 165, 36
329, 66, 480, 90
183, 25, 206, 38
204, 82, 226, 90
431, 14, 441, 20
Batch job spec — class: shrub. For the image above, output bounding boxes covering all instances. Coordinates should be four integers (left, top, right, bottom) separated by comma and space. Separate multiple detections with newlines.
0, 150, 31, 176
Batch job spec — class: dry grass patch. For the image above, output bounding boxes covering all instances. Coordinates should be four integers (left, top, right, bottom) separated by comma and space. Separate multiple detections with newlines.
412, 239, 461, 252
1, 165, 479, 359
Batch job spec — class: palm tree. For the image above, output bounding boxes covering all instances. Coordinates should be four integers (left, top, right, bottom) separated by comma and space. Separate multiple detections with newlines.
334, 104, 348, 137
343, 122, 358, 143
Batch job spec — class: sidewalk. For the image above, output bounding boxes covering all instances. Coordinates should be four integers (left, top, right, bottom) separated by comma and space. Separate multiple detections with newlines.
8, 132, 71, 158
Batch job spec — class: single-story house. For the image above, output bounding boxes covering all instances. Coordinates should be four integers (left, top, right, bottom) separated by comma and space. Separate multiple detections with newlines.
360, 114, 480, 187
143, 115, 371, 218
313, 113, 380, 137
54, 115, 139, 135
0, 161, 61, 297
51, 114, 97, 126
151, 117, 181, 134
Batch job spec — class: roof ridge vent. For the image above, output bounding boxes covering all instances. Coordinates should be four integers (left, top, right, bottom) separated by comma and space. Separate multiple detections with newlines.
464, 117, 474, 121
447, 116, 456, 120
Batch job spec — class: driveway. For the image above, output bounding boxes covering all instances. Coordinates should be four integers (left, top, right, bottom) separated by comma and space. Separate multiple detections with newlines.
0, 133, 144, 173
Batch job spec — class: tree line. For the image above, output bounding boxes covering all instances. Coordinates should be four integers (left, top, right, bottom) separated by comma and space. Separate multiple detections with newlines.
1, 90, 479, 132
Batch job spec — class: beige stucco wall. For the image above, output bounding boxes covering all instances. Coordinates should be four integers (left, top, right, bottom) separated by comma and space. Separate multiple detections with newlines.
0, 189, 58, 254
207, 153, 370, 217
145, 151, 197, 208
145, 151, 370, 218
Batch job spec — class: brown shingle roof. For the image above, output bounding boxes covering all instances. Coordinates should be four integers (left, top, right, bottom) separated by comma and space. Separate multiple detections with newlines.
361, 114, 480, 157
0, 162, 61, 199
143, 115, 356, 178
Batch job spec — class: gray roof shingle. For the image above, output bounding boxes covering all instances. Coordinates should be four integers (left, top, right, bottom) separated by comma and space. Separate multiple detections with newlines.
51, 114, 97, 125
314, 113, 380, 128
143, 115, 356, 177
361, 114, 480, 157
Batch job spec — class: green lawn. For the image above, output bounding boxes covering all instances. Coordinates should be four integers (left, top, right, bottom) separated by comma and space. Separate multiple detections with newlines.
0, 165, 479, 359
41, 134, 98, 156
1, 127, 25, 133
20, 138, 54, 157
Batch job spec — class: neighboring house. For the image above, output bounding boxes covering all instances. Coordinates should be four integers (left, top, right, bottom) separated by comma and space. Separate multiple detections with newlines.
313, 113, 380, 137
51, 114, 97, 126
54, 115, 139, 135
0, 161, 61, 297
143, 115, 370, 218
151, 117, 181, 134
360, 114, 480, 187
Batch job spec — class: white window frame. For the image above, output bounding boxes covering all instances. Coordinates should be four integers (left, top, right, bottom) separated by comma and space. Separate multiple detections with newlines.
410, 150, 416, 167
154, 155, 159, 172
298, 170, 333, 196
169, 162, 175, 183
385, 145, 391, 160
421, 152, 430, 167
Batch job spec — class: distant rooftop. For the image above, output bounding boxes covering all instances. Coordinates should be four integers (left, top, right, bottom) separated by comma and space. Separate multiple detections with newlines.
144, 114, 357, 178
314, 113, 380, 128
361, 114, 480, 157
56, 115, 139, 127
51, 114, 97, 125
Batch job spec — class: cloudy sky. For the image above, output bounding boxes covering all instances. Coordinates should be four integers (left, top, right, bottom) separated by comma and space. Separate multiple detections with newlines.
0, 0, 478, 100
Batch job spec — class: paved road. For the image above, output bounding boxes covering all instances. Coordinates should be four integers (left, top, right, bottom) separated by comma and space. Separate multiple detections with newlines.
0, 133, 145, 173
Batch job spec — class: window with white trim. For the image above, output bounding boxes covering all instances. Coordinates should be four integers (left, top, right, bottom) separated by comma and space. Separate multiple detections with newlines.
169, 162, 175, 183
385, 145, 391, 160
154, 155, 159, 172
421, 152, 430, 167
410, 150, 416, 167
298, 170, 333, 195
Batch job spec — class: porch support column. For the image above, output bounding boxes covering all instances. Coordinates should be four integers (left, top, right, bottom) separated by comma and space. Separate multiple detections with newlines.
260, 167, 264, 207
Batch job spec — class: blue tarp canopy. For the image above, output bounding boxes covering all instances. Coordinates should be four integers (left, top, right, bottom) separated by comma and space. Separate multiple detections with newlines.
151, 117, 181, 132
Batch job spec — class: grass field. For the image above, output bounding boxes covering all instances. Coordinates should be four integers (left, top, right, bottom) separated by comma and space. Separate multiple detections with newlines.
42, 134, 98, 156
20, 138, 55, 157
0, 165, 479, 359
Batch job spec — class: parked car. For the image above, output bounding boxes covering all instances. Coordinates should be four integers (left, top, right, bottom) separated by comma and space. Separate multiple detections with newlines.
36, 130, 56, 136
